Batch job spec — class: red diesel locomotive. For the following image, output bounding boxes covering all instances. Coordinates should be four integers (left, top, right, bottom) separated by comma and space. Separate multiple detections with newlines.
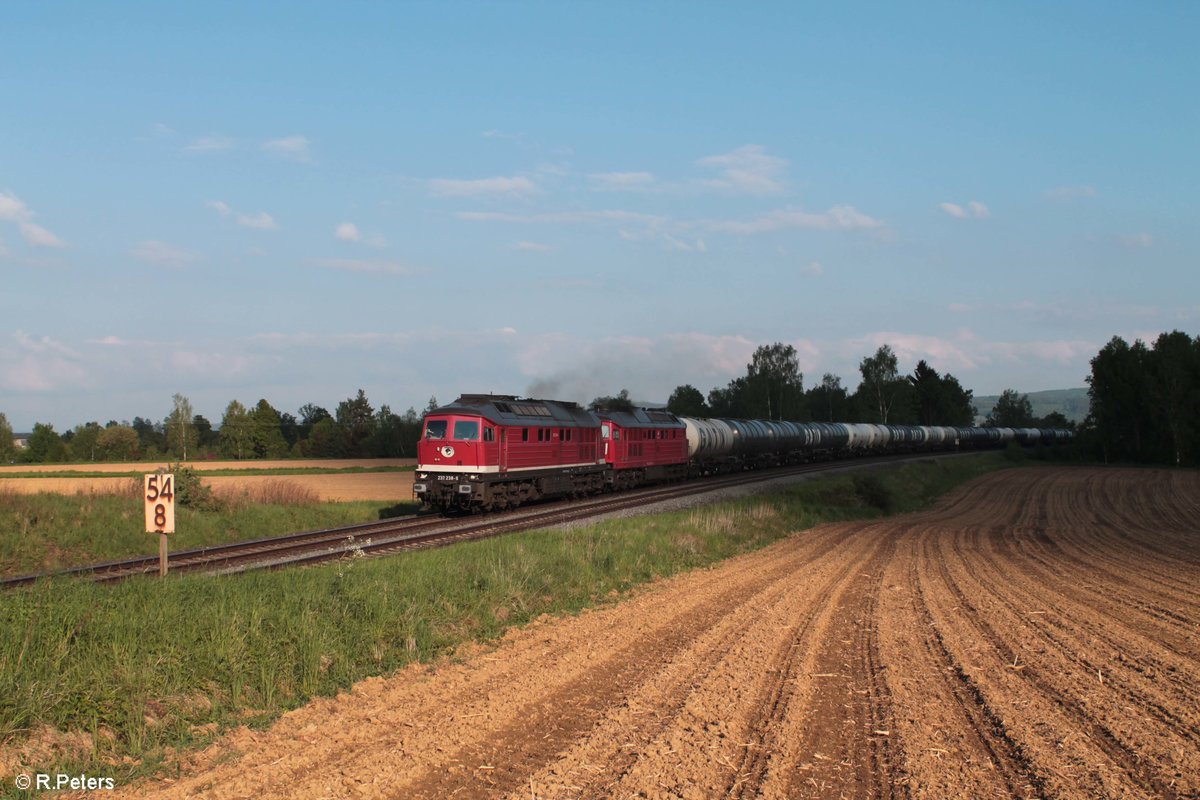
413, 394, 686, 512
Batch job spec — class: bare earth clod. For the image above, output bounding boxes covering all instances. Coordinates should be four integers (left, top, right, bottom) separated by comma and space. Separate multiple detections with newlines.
109, 467, 1200, 799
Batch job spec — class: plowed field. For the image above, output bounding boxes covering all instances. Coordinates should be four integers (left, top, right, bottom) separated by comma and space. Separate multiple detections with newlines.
113, 467, 1200, 799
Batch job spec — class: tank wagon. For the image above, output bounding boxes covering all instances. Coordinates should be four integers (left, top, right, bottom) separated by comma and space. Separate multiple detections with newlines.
414, 394, 1074, 513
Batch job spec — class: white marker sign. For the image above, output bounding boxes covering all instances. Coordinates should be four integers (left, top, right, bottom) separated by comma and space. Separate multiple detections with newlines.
144, 473, 176, 534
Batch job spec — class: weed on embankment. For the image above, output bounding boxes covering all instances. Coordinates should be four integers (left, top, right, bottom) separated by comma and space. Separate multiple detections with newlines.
0, 453, 1012, 792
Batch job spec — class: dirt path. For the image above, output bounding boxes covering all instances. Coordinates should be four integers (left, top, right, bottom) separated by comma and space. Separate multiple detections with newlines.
110, 467, 1200, 799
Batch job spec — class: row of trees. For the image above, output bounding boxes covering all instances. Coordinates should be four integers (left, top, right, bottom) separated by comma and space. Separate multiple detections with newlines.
657, 343, 986, 427
0, 391, 439, 464
1086, 331, 1199, 465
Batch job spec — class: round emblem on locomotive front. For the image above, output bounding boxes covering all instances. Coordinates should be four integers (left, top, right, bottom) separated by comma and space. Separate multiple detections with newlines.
440, 445, 455, 458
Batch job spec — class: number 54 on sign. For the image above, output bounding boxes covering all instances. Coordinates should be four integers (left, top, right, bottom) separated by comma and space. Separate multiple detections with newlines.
145, 474, 176, 534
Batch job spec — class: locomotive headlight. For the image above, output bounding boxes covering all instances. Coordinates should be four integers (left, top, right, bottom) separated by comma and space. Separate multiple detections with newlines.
468, 474, 479, 480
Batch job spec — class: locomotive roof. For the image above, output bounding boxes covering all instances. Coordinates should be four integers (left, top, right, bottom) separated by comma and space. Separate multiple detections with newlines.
594, 407, 684, 429
431, 394, 598, 427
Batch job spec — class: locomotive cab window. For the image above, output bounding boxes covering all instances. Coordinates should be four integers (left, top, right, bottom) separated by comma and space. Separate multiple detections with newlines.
452, 420, 479, 440
522, 428, 529, 442
424, 420, 448, 439
483, 427, 494, 442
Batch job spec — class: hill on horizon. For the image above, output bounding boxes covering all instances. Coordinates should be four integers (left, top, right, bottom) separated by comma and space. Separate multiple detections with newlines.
972, 387, 1089, 424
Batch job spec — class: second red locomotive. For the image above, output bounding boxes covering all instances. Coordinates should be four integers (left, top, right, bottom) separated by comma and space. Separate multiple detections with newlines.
413, 394, 686, 512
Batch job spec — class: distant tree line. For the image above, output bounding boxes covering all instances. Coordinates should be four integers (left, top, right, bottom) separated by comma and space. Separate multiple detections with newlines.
653, 342, 1022, 429
1084, 331, 1199, 466
0, 390, 439, 464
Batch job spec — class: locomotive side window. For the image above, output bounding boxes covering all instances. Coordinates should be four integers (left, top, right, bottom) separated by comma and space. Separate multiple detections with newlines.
522, 428, 529, 442
424, 420, 448, 439
484, 427, 494, 442
453, 420, 479, 440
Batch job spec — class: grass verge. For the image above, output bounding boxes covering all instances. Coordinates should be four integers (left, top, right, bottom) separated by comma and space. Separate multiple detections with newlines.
0, 453, 1011, 794
0, 490, 419, 579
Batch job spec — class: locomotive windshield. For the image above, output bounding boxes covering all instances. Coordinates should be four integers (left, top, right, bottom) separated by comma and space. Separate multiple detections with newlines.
424, 420, 448, 439
453, 420, 479, 440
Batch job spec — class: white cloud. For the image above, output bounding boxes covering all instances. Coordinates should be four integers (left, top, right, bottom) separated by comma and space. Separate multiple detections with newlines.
0, 191, 66, 247
800, 261, 824, 277
1118, 232, 1154, 248
696, 145, 787, 195
208, 201, 276, 230
131, 240, 200, 266
334, 222, 385, 247
169, 348, 260, 377
262, 135, 312, 162
18, 222, 65, 248
512, 241, 552, 251
0, 331, 88, 392
588, 171, 656, 190
707, 205, 883, 234
940, 200, 989, 220
428, 175, 537, 197
237, 211, 277, 230
184, 135, 234, 152
461, 203, 881, 247
840, 329, 1097, 386
311, 257, 414, 275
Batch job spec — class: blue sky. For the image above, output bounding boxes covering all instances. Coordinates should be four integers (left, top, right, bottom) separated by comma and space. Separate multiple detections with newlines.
2, 1, 1196, 430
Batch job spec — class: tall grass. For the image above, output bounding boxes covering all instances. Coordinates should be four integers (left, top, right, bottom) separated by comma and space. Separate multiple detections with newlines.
0, 454, 1011, 792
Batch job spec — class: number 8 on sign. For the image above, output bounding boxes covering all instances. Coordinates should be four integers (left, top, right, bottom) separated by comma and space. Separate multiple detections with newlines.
144, 474, 176, 533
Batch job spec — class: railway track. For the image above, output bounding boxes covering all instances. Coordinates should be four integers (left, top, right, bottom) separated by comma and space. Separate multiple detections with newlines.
1, 452, 957, 589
